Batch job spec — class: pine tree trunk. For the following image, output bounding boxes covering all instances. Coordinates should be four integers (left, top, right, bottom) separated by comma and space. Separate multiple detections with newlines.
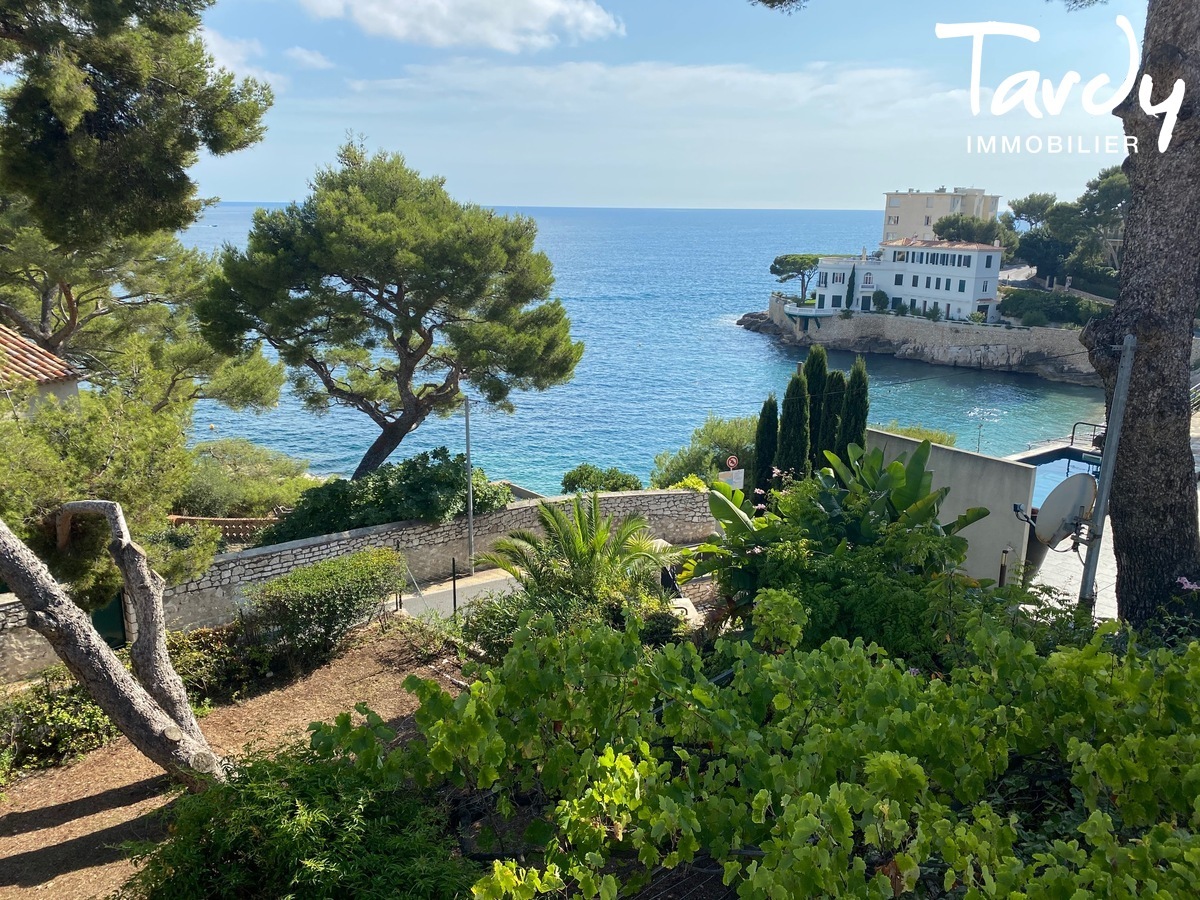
0, 511, 222, 792
352, 422, 416, 480
1080, 0, 1200, 627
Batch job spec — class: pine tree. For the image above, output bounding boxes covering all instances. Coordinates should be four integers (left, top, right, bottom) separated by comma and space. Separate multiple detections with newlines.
775, 372, 810, 480
802, 345, 829, 468
818, 370, 846, 471
753, 394, 779, 498
835, 356, 870, 461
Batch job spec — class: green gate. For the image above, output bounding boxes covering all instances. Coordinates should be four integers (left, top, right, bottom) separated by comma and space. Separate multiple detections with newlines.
90, 592, 126, 649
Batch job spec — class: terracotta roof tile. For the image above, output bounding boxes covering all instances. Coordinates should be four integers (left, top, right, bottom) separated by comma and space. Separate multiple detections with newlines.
0, 324, 79, 385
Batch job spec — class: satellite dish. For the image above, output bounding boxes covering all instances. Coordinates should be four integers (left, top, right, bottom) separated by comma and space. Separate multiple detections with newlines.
1035, 473, 1097, 548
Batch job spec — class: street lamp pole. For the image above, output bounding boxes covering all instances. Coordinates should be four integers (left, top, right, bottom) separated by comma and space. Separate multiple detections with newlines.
464, 395, 475, 575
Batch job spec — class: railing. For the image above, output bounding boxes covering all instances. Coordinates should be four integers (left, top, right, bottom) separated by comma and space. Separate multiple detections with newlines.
1190, 381, 1200, 414
169, 514, 279, 545
1069, 422, 1107, 449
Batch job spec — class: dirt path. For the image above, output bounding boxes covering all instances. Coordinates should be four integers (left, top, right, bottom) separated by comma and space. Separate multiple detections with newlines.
0, 622, 461, 900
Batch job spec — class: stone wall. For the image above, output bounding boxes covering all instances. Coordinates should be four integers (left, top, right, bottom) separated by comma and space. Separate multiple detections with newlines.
767, 296, 1200, 386
1, 490, 716, 682
0, 597, 59, 682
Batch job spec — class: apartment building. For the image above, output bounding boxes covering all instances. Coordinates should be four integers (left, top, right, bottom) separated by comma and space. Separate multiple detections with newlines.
882, 187, 1001, 242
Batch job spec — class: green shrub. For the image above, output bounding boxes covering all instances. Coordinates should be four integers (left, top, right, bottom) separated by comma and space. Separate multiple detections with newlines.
561, 463, 643, 493
122, 718, 479, 899
242, 548, 407, 674
667, 474, 709, 492
176, 440, 317, 518
999, 287, 1109, 326
651, 414, 756, 488
257, 448, 511, 546
165, 627, 273, 704
1021, 309, 1049, 327
142, 524, 224, 585
878, 420, 957, 446
0, 668, 118, 781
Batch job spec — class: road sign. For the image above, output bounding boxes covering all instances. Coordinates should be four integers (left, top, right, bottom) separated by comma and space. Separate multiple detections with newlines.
726, 455, 739, 470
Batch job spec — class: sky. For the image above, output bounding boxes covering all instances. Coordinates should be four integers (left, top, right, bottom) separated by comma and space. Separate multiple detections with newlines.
195, 0, 1151, 211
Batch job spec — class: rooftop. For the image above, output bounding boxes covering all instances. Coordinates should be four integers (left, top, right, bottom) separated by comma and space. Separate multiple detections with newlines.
0, 324, 79, 386
882, 238, 1001, 252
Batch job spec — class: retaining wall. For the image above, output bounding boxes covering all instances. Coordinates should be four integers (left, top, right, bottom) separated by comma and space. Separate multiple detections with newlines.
1, 490, 715, 682
768, 297, 1200, 386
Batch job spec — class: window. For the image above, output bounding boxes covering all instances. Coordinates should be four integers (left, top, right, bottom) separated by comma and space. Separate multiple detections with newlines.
983, 280, 990, 292
832, 295, 843, 308
818, 294, 825, 308
894, 273, 904, 286
958, 279, 966, 292
819, 272, 828, 287
945, 303, 950, 319
863, 273, 873, 286
935, 277, 942, 290
925, 276, 931, 289
833, 271, 846, 284
985, 255, 994, 269
924, 216, 932, 226
889, 198, 901, 207
886, 232, 898, 240
926, 197, 934, 208
912, 275, 919, 288
922, 300, 928, 312
887, 215, 900, 226
910, 298, 918, 310
963, 256, 972, 268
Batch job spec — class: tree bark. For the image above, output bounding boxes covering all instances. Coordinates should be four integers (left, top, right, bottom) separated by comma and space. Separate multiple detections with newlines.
1081, 0, 1200, 627
60, 502, 208, 747
351, 420, 419, 480
0, 509, 222, 792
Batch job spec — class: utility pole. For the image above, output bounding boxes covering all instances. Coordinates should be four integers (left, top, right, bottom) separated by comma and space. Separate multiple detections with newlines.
1079, 333, 1137, 618
464, 396, 475, 575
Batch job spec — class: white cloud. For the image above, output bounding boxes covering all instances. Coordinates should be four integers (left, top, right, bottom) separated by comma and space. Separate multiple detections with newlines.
202, 27, 288, 88
296, 0, 624, 53
285, 46, 336, 70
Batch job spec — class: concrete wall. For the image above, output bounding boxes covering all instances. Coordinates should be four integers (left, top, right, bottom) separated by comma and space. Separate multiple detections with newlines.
865, 428, 1035, 582
1, 490, 716, 682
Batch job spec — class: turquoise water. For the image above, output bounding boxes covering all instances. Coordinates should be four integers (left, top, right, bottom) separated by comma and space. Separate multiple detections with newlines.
185, 204, 1106, 494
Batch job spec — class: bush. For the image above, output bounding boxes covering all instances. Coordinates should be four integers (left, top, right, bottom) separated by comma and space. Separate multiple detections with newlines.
0, 668, 118, 782
999, 287, 1109, 326
894, 303, 909, 317
561, 463, 643, 493
878, 420, 957, 446
1021, 310, 1049, 327
839, 307, 853, 320
257, 448, 511, 546
650, 414, 756, 488
122, 719, 479, 899
142, 524, 224, 585
667, 474, 709, 492
242, 549, 407, 674
871, 289, 889, 312
176, 440, 317, 518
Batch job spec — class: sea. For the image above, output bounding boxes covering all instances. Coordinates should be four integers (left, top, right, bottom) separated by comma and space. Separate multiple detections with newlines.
182, 204, 1106, 494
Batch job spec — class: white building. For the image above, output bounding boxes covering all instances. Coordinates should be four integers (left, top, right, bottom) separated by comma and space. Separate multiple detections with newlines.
883, 187, 1001, 242
787, 238, 1003, 324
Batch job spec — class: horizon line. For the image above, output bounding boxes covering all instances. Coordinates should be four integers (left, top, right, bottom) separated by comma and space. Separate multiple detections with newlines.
211, 201, 880, 213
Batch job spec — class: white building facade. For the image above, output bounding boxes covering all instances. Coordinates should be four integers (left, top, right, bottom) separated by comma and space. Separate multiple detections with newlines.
791, 239, 1003, 324
882, 187, 1001, 242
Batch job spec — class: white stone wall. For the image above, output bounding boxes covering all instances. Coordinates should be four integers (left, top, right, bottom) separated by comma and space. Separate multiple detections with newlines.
1, 491, 716, 682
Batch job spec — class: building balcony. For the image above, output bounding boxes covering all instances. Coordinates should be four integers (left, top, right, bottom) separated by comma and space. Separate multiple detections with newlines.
784, 302, 836, 318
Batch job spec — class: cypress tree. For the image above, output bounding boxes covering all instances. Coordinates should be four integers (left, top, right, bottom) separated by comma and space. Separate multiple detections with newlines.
753, 393, 779, 498
818, 370, 845, 471
775, 371, 810, 480
845, 265, 857, 312
836, 355, 870, 461
802, 345, 828, 468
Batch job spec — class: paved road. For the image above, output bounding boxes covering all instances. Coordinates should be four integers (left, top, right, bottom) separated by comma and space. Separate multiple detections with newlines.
402, 569, 517, 620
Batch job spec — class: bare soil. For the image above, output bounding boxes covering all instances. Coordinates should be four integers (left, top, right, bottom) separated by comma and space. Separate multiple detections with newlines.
0, 620, 460, 900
